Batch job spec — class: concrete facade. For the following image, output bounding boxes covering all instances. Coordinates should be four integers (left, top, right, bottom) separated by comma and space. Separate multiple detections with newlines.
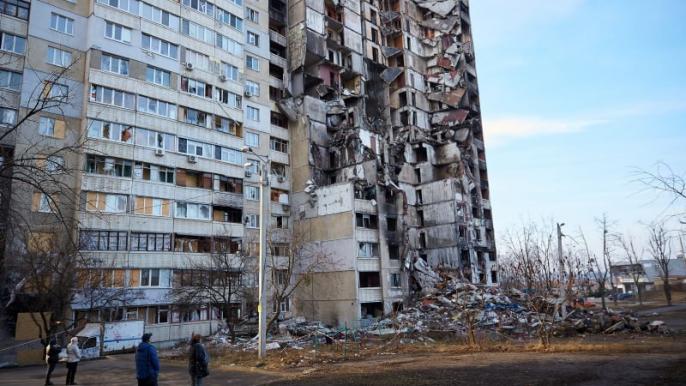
1, 0, 496, 340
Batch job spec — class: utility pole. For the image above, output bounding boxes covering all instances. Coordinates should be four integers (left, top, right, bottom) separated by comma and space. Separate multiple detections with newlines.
257, 161, 270, 361
242, 146, 270, 361
557, 223, 566, 318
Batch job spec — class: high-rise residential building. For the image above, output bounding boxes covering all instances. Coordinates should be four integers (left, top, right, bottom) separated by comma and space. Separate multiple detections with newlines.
0, 0, 495, 344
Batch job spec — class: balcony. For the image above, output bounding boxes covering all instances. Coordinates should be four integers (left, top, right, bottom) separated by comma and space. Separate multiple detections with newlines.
270, 53, 287, 69
269, 29, 287, 47
358, 287, 383, 302
354, 199, 377, 214
269, 8, 286, 25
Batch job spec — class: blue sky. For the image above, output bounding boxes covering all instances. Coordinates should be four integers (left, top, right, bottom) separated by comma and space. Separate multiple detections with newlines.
469, 0, 686, 254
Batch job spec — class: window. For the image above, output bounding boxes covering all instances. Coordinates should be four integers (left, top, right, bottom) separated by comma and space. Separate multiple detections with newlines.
245, 214, 259, 228
86, 192, 128, 213
155, 306, 169, 323
271, 112, 287, 128
245, 8, 258, 23
358, 242, 379, 258
182, 0, 213, 16
356, 213, 378, 229
185, 49, 209, 70
46, 155, 64, 173
245, 159, 259, 175
134, 128, 174, 151
273, 215, 288, 229
246, 31, 259, 46
101, 53, 129, 75
181, 19, 215, 44
39, 117, 55, 136
244, 186, 258, 200
179, 106, 210, 127
246, 106, 259, 121
176, 169, 212, 189
105, 21, 131, 43
0, 70, 21, 90
222, 63, 239, 81
50, 13, 74, 35
390, 273, 401, 288
88, 120, 133, 143
214, 146, 243, 164
245, 56, 259, 71
79, 229, 128, 251
140, 269, 161, 287
32, 192, 53, 213
146, 66, 170, 87
140, 2, 179, 29
47, 47, 72, 67
217, 8, 243, 30
45, 82, 69, 100
134, 196, 171, 217
137, 96, 176, 119
245, 132, 259, 147
388, 245, 400, 260
213, 206, 242, 223
175, 202, 211, 220
214, 88, 242, 108
215, 34, 242, 55
178, 138, 213, 157
0, 107, 17, 125
214, 175, 242, 193
130, 232, 172, 251
1, 0, 30, 20
97, 0, 139, 14
181, 77, 211, 98
142, 34, 178, 58
273, 297, 290, 313
1, 32, 26, 54
270, 137, 288, 153
358, 272, 381, 288
245, 80, 260, 96
214, 116, 241, 136
134, 162, 174, 183
89, 85, 135, 109
86, 154, 133, 177
271, 162, 287, 178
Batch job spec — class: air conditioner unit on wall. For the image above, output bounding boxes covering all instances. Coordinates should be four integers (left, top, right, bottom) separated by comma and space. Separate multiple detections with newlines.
155, 148, 165, 156
244, 90, 253, 97
187, 155, 197, 163
219, 74, 227, 82
185, 62, 194, 71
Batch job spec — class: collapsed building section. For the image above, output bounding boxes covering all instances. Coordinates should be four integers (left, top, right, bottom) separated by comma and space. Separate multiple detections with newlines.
283, 0, 496, 327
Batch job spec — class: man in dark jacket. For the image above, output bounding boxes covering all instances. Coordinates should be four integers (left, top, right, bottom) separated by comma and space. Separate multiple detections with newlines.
135, 333, 160, 386
188, 334, 209, 386
44, 338, 61, 385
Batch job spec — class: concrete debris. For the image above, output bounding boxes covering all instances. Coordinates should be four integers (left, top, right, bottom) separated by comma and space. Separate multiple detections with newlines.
380, 67, 404, 83
416, 1, 457, 17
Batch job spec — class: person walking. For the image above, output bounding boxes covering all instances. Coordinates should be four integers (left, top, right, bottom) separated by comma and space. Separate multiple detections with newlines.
44, 338, 61, 385
188, 334, 209, 386
65, 337, 80, 385
135, 333, 160, 386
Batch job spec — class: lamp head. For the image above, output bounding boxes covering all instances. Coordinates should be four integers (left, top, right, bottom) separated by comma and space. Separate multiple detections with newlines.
244, 162, 254, 169
241, 146, 251, 153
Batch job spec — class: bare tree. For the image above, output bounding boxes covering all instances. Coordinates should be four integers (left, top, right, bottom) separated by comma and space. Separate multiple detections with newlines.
266, 229, 335, 332
171, 247, 254, 343
615, 234, 646, 305
633, 162, 686, 222
647, 221, 673, 306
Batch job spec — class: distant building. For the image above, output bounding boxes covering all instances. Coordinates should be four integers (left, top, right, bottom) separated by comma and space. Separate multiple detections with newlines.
611, 257, 686, 293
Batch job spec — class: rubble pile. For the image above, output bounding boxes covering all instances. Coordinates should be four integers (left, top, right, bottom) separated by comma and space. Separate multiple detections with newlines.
204, 278, 669, 354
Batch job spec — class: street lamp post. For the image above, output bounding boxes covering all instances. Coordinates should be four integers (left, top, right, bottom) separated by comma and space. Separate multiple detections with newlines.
242, 146, 270, 361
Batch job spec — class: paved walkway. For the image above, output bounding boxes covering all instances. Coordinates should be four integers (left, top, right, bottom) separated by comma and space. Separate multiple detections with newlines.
0, 354, 281, 386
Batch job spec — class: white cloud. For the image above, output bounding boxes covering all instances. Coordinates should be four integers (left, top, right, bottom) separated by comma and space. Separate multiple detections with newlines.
483, 116, 606, 146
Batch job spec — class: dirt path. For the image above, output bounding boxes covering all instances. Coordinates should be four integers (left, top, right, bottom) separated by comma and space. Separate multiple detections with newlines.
270, 351, 686, 385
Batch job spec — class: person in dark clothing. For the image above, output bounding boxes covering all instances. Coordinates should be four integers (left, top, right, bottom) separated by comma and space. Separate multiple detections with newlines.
188, 334, 209, 386
44, 338, 61, 385
135, 333, 160, 386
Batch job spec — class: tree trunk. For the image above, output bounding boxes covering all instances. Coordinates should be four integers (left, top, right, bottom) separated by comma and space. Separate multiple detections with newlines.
663, 281, 672, 306
223, 306, 235, 343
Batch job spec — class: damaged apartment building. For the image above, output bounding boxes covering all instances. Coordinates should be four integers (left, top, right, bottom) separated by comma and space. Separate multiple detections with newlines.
0, 0, 494, 341
283, 0, 497, 327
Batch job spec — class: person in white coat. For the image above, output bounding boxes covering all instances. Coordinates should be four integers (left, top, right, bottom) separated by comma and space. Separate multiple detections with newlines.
65, 337, 81, 385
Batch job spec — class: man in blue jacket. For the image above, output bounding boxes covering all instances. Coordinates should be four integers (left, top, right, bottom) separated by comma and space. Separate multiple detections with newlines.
135, 333, 160, 386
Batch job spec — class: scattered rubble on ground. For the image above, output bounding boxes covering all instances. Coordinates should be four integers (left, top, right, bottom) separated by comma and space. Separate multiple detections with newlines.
200, 275, 670, 357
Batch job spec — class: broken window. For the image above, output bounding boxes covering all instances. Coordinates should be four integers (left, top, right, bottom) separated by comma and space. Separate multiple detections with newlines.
358, 242, 379, 258
387, 217, 397, 231
270, 137, 288, 153
176, 169, 213, 189
271, 162, 287, 178
79, 229, 128, 251
388, 244, 400, 260
213, 237, 241, 254
86, 154, 132, 177
417, 210, 424, 227
214, 175, 243, 193
416, 189, 423, 204
174, 234, 212, 253
418, 232, 427, 249
360, 302, 383, 319
355, 213, 378, 229
273, 215, 289, 229
390, 273, 401, 287
212, 206, 242, 223
415, 147, 427, 162
271, 243, 289, 257
354, 185, 376, 200
491, 270, 498, 284
270, 111, 287, 128
358, 272, 380, 288
414, 168, 421, 183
